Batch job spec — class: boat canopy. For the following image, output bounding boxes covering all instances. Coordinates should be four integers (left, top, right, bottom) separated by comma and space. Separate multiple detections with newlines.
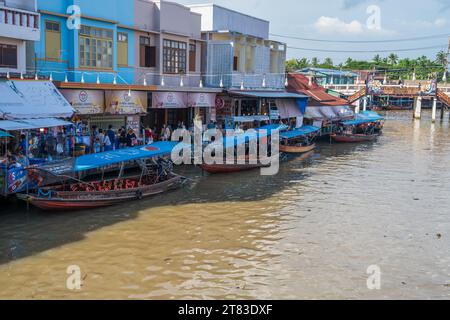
211, 124, 285, 149
280, 126, 321, 140
233, 115, 270, 123
73, 141, 178, 172
358, 111, 384, 121
0, 130, 12, 138
0, 118, 73, 131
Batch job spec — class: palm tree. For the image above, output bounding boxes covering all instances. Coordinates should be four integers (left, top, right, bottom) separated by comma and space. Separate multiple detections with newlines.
436, 50, 448, 67
373, 54, 382, 64
323, 57, 333, 67
311, 57, 319, 67
388, 53, 399, 65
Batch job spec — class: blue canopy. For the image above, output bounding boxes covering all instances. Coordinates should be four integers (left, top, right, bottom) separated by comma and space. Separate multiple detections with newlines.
0, 130, 12, 138
211, 124, 285, 149
280, 126, 321, 140
73, 141, 178, 172
342, 111, 384, 126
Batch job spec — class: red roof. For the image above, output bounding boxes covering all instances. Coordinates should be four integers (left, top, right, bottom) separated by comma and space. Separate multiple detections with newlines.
287, 73, 349, 106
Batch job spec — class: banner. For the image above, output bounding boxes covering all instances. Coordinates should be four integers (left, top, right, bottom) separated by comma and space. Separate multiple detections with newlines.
152, 92, 188, 109
60, 89, 104, 115
188, 93, 217, 108
105, 91, 147, 115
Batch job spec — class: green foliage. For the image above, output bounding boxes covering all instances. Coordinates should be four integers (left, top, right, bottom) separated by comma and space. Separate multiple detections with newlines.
286, 51, 447, 81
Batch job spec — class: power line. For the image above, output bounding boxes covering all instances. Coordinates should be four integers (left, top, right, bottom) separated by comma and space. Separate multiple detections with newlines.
287, 44, 446, 53
270, 33, 450, 43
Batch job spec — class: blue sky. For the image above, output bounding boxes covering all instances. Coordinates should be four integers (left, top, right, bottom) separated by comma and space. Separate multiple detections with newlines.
179, 0, 450, 63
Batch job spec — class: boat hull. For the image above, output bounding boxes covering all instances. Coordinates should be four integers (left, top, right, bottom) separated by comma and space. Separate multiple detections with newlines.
331, 134, 378, 143
201, 162, 266, 174
280, 143, 316, 154
18, 175, 184, 211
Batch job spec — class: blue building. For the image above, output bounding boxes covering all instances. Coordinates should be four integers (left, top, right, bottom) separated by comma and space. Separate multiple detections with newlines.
298, 68, 358, 86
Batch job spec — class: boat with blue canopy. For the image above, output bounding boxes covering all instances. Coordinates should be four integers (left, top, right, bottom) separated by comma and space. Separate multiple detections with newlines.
279, 126, 321, 154
331, 111, 384, 143
201, 125, 284, 174
17, 141, 186, 211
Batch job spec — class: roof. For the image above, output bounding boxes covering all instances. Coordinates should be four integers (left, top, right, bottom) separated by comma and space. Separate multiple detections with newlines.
0, 80, 74, 119
298, 68, 359, 78
287, 73, 350, 106
280, 126, 321, 140
0, 118, 73, 131
0, 130, 12, 138
228, 91, 309, 99
73, 142, 178, 172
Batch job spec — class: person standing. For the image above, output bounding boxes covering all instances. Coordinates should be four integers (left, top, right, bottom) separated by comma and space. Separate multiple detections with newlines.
107, 125, 116, 150
97, 129, 105, 152
126, 128, 137, 147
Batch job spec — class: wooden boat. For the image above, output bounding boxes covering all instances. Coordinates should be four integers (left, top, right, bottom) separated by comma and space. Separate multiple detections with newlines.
330, 133, 378, 143
201, 161, 267, 174
279, 126, 320, 154
280, 143, 316, 154
16, 142, 186, 211
385, 105, 412, 111
17, 173, 184, 211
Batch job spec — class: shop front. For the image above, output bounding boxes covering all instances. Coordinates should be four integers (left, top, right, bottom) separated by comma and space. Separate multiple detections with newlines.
149, 91, 217, 132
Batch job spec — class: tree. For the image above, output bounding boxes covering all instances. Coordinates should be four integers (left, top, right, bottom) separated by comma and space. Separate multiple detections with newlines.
311, 57, 319, 67
436, 50, 448, 67
373, 54, 382, 64
388, 53, 399, 65
323, 57, 334, 67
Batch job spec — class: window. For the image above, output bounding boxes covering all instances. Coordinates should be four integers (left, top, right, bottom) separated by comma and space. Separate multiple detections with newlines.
233, 56, 238, 71
163, 39, 187, 74
117, 32, 128, 66
0, 44, 17, 68
79, 25, 113, 69
139, 36, 156, 68
189, 44, 196, 72
45, 20, 61, 60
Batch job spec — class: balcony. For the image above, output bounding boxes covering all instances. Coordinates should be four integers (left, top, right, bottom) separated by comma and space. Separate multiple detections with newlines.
206, 72, 285, 90
0, 6, 40, 41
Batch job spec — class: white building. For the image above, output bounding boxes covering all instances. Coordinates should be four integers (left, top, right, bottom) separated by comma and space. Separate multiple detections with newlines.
189, 4, 286, 90
0, 0, 40, 75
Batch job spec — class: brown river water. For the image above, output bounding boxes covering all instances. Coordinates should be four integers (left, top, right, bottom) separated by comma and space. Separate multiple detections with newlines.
0, 110, 449, 299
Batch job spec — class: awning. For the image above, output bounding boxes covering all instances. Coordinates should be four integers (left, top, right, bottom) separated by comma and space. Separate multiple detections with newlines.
0, 130, 12, 138
0, 80, 74, 119
280, 126, 321, 140
304, 107, 325, 120
228, 91, 309, 99
319, 106, 339, 119
276, 99, 303, 119
332, 105, 354, 118
0, 118, 73, 131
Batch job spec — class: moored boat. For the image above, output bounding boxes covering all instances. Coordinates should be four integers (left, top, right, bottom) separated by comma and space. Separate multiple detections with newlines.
330, 133, 378, 143
332, 111, 384, 143
17, 141, 186, 211
279, 126, 320, 154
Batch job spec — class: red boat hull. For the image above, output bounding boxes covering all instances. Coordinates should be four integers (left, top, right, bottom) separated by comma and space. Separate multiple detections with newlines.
331, 134, 378, 143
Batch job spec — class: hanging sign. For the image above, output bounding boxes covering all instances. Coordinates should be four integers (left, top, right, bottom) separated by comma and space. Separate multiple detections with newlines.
105, 91, 147, 115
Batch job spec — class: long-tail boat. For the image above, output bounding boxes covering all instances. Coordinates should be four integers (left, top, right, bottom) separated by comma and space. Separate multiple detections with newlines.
16, 142, 185, 211
331, 112, 384, 143
279, 126, 320, 154
200, 124, 283, 174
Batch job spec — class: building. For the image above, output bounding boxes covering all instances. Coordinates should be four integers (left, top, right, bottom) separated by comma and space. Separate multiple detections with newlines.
33, 0, 220, 132
0, 0, 40, 76
189, 3, 286, 90
298, 68, 358, 86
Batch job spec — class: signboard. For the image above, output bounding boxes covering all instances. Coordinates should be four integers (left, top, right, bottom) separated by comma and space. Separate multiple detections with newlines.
105, 91, 147, 115
60, 89, 104, 115
126, 116, 141, 133
188, 93, 217, 108
152, 92, 188, 109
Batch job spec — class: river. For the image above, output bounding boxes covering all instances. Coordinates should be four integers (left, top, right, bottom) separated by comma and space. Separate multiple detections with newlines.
0, 110, 449, 299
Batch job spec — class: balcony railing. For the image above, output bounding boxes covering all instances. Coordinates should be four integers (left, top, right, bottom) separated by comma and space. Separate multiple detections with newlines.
0, 6, 39, 28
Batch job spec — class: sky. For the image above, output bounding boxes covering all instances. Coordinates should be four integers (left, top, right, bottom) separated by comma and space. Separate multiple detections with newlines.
178, 0, 450, 64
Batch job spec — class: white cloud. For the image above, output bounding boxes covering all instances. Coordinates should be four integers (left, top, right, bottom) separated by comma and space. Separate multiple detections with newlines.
314, 16, 364, 34
434, 18, 447, 27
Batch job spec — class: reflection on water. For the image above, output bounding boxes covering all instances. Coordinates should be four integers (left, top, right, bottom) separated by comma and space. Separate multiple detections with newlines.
0, 111, 449, 299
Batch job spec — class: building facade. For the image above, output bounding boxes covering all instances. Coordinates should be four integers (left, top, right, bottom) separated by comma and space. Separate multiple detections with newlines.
298, 68, 359, 86
189, 4, 286, 90
0, 0, 40, 75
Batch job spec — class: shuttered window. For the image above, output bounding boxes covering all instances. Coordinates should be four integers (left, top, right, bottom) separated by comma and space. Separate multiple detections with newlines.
189, 44, 196, 72
139, 36, 156, 68
117, 32, 128, 66
45, 20, 61, 60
